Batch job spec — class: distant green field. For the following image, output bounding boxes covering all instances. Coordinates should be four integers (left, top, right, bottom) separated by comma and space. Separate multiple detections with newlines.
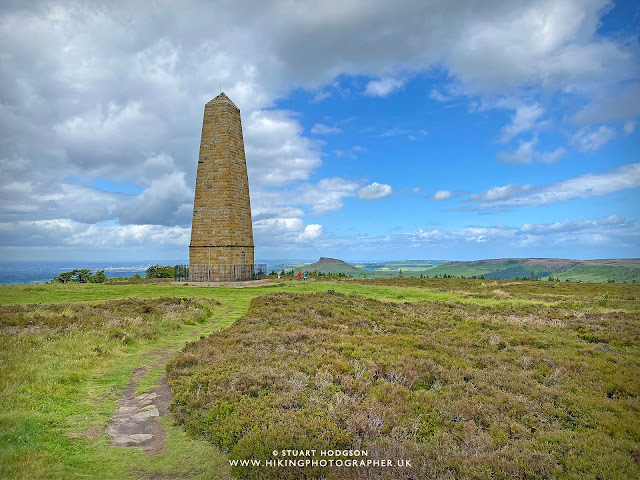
270, 258, 640, 283
422, 265, 493, 277
553, 264, 640, 283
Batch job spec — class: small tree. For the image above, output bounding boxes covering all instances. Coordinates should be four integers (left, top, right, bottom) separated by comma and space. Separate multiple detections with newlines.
54, 271, 74, 283
90, 270, 108, 283
145, 264, 175, 278
76, 269, 92, 283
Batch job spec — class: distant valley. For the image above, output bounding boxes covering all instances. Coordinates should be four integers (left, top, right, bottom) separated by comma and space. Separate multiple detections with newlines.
268, 257, 640, 283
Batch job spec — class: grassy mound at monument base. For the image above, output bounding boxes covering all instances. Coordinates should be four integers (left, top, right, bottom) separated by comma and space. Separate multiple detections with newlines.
168, 291, 640, 479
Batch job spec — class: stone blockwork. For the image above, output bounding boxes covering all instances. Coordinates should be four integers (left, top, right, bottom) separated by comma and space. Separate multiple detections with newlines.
189, 93, 254, 281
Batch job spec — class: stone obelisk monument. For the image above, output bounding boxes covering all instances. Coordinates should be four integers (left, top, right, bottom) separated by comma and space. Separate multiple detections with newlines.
189, 92, 254, 281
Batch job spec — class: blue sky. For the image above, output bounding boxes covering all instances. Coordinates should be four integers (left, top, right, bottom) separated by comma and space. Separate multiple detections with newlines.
0, 0, 638, 262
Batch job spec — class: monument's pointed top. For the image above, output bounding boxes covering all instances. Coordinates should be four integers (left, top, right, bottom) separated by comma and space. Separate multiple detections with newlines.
207, 92, 239, 110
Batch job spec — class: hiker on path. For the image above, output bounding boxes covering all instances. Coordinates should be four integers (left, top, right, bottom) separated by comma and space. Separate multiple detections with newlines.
298, 271, 302, 281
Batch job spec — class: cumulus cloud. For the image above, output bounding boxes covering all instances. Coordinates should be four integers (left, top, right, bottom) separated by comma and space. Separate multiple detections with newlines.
571, 125, 616, 152
244, 110, 323, 186
0, 219, 190, 248
357, 182, 393, 200
433, 190, 452, 201
0, 0, 638, 259
252, 177, 391, 221
252, 216, 323, 246
250, 176, 386, 248
299, 224, 323, 241
115, 171, 193, 226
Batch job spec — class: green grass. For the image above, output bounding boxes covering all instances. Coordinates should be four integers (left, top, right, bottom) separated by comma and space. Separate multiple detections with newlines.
420, 265, 494, 277
554, 264, 640, 283
1, 278, 639, 479
0, 278, 570, 308
0, 296, 235, 479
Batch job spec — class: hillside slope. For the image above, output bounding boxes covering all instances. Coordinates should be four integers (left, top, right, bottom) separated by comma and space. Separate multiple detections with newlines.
429, 258, 640, 282
303, 257, 365, 275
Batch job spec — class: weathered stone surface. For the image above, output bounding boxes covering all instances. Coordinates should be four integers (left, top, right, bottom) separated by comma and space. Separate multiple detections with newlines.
189, 92, 255, 281
106, 365, 171, 455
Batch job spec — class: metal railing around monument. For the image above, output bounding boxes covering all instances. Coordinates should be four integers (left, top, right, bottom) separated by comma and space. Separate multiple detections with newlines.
174, 264, 267, 282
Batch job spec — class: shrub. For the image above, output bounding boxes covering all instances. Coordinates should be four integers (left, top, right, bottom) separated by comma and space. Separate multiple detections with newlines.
167, 290, 640, 479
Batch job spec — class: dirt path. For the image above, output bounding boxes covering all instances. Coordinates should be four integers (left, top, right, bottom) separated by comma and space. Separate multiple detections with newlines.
106, 365, 172, 455
106, 307, 237, 456
174, 278, 272, 288
106, 346, 177, 455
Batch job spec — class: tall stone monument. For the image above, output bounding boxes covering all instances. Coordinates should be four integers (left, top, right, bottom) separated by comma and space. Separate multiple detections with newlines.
189, 92, 254, 281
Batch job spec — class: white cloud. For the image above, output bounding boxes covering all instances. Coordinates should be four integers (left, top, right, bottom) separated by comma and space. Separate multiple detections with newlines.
357, 182, 393, 200
310, 123, 342, 135
0, 219, 190, 248
433, 190, 452, 201
364, 77, 405, 97
468, 163, 640, 209
498, 104, 544, 143
323, 214, 637, 255
470, 184, 531, 202
496, 137, 566, 165
252, 216, 323, 246
252, 176, 391, 221
571, 125, 616, 152
0, 0, 638, 259
539, 147, 566, 163
243, 110, 323, 186
497, 136, 538, 164
599, 214, 625, 226
572, 83, 640, 125
299, 224, 323, 241
429, 89, 450, 102
299, 178, 360, 214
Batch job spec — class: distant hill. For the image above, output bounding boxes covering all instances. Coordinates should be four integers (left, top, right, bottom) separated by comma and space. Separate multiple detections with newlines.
428, 258, 640, 283
277, 257, 640, 282
303, 257, 366, 276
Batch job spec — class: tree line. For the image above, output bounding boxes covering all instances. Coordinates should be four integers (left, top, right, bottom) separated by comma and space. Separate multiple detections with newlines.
52, 264, 175, 283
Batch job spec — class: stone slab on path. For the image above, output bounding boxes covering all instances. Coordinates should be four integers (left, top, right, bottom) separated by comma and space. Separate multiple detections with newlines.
107, 364, 173, 455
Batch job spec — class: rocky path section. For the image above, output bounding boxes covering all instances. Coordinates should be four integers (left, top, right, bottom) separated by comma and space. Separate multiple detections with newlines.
107, 361, 173, 455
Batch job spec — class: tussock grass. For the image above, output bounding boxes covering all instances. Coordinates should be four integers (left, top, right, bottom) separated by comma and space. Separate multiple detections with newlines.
168, 290, 640, 479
